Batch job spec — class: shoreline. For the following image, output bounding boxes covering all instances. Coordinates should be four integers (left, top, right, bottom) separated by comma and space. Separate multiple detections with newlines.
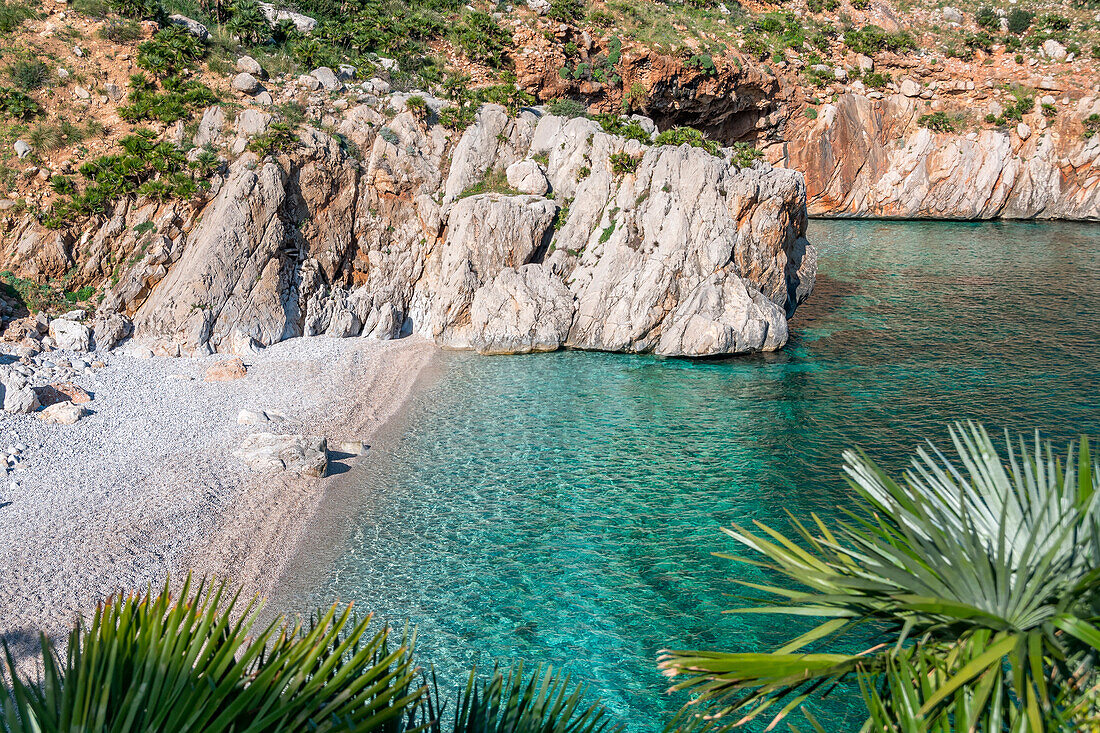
0, 334, 437, 662
263, 349, 451, 620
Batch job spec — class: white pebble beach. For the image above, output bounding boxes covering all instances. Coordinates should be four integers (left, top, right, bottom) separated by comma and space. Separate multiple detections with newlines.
0, 334, 436, 663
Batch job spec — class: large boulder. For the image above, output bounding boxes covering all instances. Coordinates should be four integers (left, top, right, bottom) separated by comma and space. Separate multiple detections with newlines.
168, 14, 209, 39
506, 159, 550, 195
49, 319, 91, 351
656, 271, 788, 356
470, 265, 574, 354
92, 313, 132, 351
233, 433, 328, 476
416, 194, 558, 347
3, 386, 38, 414
528, 115, 812, 356
258, 3, 318, 33
38, 401, 88, 425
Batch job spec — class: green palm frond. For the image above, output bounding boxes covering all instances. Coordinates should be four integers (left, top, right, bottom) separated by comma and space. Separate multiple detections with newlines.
658, 423, 1100, 730
0, 575, 424, 733
424, 663, 622, 733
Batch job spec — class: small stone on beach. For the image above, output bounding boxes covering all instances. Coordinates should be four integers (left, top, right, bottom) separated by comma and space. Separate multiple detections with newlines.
205, 357, 247, 382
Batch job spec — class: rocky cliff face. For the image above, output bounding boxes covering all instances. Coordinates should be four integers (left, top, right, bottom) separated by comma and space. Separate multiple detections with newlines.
776, 93, 1100, 220
0, 96, 814, 359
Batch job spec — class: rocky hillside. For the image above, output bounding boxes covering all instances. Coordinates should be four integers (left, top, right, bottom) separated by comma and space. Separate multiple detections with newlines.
2, 79, 813, 357
0, 0, 1097, 356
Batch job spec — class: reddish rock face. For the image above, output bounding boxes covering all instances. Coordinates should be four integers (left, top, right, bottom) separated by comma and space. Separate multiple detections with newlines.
204, 357, 248, 382
35, 383, 92, 406
778, 93, 1100, 220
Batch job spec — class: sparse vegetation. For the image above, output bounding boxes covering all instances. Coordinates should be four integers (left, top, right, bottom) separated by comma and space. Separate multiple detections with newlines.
728, 141, 762, 168
137, 25, 207, 77
98, 18, 143, 42
0, 0, 35, 33
547, 98, 588, 118
246, 120, 297, 156
452, 11, 512, 69
1007, 7, 1034, 34
119, 73, 217, 123
0, 86, 40, 119
843, 24, 917, 55
918, 110, 955, 132
1084, 113, 1100, 138
107, 0, 162, 20
609, 150, 642, 175
6, 60, 49, 91
41, 128, 208, 225
654, 126, 720, 156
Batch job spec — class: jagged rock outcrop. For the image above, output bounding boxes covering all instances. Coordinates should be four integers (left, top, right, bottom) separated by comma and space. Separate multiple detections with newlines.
0, 94, 815, 358
780, 93, 1100, 220
471, 265, 574, 355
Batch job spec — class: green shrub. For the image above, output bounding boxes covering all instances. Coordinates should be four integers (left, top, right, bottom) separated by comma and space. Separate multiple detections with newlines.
918, 110, 955, 132
595, 113, 650, 143
64, 285, 95, 303
7, 60, 49, 91
803, 106, 818, 119
806, 0, 839, 13
438, 104, 476, 130
0, 0, 35, 32
803, 66, 833, 87
474, 83, 535, 114
119, 73, 217, 123
137, 26, 206, 77
452, 11, 512, 69
44, 128, 201, 221
729, 141, 762, 168
686, 53, 717, 76
190, 148, 222, 176
863, 70, 891, 88
0, 86, 40, 119
107, 0, 161, 19
964, 31, 994, 54
98, 19, 143, 42
405, 94, 430, 121
547, 98, 587, 118
1007, 7, 1033, 33
247, 121, 297, 156
843, 24, 917, 55
609, 150, 641, 174
50, 175, 76, 195
654, 126, 720, 156
225, 0, 270, 46
741, 33, 769, 59
1084, 113, 1100, 138
850, 0, 869, 9
548, 0, 584, 24
72, 0, 110, 15
974, 5, 999, 29
1042, 102, 1057, 118
27, 120, 98, 151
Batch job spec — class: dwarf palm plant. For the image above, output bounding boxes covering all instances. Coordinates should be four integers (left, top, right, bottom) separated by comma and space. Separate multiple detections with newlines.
0, 575, 424, 732
659, 423, 1100, 731
0, 576, 620, 733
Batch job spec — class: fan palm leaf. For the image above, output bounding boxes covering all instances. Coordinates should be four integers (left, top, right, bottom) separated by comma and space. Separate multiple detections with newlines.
658, 423, 1100, 730
0, 575, 424, 732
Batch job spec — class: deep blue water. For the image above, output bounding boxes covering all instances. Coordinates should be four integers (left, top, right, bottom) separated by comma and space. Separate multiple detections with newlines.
298, 220, 1100, 731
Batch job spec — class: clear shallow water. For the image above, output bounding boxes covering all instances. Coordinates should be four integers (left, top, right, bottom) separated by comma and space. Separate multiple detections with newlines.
301, 220, 1100, 731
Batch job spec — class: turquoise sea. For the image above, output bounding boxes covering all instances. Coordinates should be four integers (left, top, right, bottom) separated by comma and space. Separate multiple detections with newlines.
296, 220, 1100, 731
